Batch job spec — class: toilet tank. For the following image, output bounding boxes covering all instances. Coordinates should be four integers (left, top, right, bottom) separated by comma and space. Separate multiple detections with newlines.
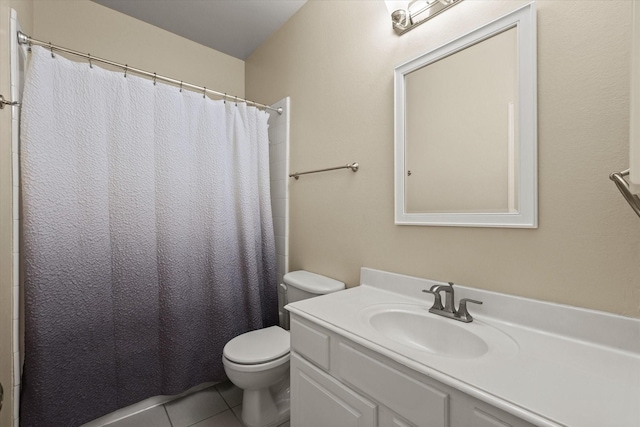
283, 270, 345, 304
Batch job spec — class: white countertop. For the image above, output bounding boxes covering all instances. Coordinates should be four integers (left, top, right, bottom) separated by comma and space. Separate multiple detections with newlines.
286, 268, 640, 427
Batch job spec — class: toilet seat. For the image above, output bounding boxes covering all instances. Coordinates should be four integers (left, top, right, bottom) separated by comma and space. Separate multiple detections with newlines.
223, 352, 290, 373
223, 326, 290, 365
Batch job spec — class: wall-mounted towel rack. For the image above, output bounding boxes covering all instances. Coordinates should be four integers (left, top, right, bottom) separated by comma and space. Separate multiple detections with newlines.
610, 169, 640, 218
289, 162, 359, 180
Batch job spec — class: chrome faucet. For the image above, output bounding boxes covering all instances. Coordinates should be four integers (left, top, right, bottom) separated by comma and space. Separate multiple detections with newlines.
422, 282, 483, 323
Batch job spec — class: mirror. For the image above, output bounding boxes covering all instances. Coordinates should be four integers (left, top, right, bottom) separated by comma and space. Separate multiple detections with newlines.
394, 4, 537, 227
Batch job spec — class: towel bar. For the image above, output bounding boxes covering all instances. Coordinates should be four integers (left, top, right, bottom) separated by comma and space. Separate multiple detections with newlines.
610, 169, 640, 218
289, 162, 359, 180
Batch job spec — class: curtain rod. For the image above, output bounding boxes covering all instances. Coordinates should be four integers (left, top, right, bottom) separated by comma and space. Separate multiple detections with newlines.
17, 31, 283, 115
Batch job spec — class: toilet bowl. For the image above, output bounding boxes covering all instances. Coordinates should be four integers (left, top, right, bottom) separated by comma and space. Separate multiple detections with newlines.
223, 326, 290, 427
222, 270, 345, 427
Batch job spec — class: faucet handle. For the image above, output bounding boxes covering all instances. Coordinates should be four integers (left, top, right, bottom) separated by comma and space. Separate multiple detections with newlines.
456, 298, 483, 323
422, 289, 444, 310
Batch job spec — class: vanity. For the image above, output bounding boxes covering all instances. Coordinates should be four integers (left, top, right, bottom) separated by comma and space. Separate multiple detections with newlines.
285, 268, 640, 427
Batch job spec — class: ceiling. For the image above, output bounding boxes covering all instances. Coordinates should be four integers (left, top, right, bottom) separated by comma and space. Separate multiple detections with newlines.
92, 0, 308, 60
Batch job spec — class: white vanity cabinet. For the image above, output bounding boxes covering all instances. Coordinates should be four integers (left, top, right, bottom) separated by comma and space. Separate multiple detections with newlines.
290, 315, 537, 427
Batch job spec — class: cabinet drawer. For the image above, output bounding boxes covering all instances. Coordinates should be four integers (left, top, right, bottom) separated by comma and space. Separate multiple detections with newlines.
473, 408, 514, 427
291, 352, 377, 427
471, 405, 537, 427
339, 343, 449, 427
290, 317, 331, 370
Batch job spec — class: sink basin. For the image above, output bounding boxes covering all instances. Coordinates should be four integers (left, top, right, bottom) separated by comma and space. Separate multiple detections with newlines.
359, 304, 518, 360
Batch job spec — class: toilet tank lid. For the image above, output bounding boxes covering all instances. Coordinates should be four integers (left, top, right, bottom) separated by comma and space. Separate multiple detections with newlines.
283, 270, 345, 294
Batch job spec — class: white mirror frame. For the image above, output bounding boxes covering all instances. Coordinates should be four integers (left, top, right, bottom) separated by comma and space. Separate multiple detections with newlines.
394, 3, 537, 228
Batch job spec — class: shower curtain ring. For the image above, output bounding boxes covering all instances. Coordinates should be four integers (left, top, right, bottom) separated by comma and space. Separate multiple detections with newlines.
49, 42, 54, 58
224, 93, 226, 104
153, 73, 157, 86
88, 54, 93, 68
203, 87, 207, 99
235, 96, 238, 107
124, 65, 127, 78
179, 81, 183, 92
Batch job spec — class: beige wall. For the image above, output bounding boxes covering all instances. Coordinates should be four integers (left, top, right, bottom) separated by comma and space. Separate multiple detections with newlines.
32, 0, 244, 97
246, 0, 640, 318
10, 0, 32, 34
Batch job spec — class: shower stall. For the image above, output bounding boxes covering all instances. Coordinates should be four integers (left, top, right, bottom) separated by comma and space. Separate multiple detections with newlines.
1, 10, 291, 425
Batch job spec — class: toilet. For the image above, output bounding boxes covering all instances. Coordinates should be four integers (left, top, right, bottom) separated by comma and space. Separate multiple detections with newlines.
222, 270, 345, 427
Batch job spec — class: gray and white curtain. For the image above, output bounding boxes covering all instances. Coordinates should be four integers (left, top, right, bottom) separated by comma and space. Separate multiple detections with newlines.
20, 46, 277, 426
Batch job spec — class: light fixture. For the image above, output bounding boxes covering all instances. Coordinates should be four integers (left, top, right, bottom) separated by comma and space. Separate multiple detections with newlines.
384, 0, 462, 35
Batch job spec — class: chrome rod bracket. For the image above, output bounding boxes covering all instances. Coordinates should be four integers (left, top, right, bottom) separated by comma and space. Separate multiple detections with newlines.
0, 94, 20, 109
17, 30, 29, 45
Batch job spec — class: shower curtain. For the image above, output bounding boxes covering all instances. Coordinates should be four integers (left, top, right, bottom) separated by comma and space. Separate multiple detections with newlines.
19, 46, 278, 426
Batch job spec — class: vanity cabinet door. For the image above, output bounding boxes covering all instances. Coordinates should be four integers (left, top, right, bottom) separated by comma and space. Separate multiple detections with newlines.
291, 352, 377, 427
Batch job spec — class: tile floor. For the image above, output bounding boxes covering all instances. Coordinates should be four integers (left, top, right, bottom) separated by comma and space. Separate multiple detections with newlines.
103, 381, 290, 427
